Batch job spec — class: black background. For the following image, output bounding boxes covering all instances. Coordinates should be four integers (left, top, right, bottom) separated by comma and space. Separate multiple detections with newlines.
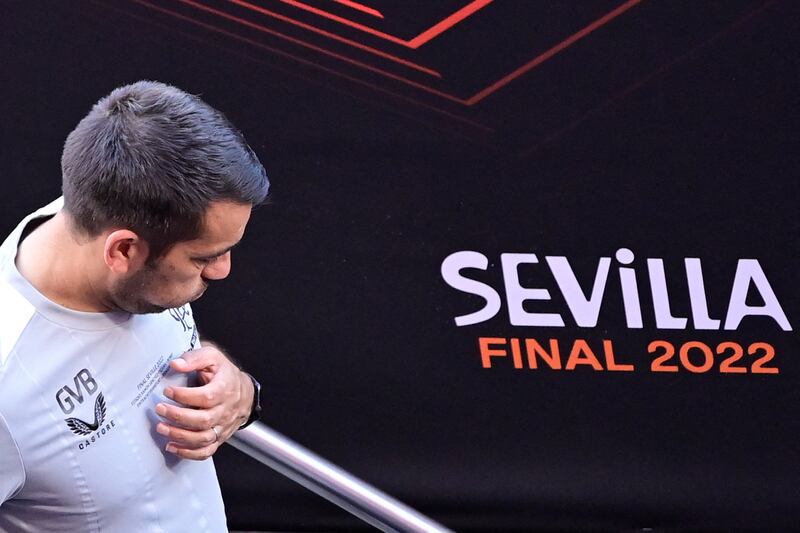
2, 1, 799, 531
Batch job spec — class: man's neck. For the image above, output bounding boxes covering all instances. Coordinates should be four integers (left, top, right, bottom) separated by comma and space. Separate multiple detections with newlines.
15, 213, 112, 312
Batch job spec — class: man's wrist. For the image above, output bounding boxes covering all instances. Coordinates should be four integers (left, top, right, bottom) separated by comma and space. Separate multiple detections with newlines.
238, 372, 261, 429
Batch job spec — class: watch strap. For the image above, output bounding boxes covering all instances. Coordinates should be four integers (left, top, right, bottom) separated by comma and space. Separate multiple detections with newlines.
239, 372, 262, 429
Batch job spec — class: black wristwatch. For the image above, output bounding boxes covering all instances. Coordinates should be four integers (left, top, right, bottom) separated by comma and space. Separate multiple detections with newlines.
239, 373, 262, 429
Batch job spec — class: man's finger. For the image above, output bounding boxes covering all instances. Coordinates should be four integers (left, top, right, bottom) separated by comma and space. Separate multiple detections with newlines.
165, 381, 229, 410
166, 441, 219, 461
155, 401, 220, 430
170, 347, 221, 373
157, 422, 218, 449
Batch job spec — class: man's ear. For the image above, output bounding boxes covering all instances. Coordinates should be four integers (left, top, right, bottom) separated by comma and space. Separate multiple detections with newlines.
103, 230, 150, 273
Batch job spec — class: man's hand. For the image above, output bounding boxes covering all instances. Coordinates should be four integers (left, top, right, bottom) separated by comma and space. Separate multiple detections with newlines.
154, 344, 255, 460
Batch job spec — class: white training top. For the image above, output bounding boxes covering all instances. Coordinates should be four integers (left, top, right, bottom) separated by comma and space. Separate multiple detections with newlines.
0, 198, 228, 532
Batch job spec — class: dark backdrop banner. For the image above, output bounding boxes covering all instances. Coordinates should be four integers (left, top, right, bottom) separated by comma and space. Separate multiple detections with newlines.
2, 1, 798, 531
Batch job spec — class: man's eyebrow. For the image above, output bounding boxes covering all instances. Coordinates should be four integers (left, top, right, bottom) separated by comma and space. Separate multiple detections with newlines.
192, 241, 241, 260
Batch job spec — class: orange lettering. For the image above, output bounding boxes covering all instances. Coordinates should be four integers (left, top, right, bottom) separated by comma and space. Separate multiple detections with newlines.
479, 337, 507, 368
565, 339, 604, 370
509, 338, 524, 368
603, 340, 634, 371
524, 338, 562, 370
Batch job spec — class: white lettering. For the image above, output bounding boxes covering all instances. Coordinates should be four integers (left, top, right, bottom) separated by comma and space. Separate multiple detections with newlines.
546, 256, 610, 327
501, 253, 563, 327
648, 258, 688, 329
725, 259, 791, 331
440, 251, 501, 326
440, 250, 790, 331
616, 249, 643, 328
685, 258, 720, 329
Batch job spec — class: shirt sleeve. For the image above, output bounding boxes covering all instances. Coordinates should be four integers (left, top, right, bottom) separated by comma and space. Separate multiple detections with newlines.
0, 412, 25, 504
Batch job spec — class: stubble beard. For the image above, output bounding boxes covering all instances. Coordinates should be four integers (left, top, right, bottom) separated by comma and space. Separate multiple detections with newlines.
110, 265, 167, 314
110, 266, 208, 314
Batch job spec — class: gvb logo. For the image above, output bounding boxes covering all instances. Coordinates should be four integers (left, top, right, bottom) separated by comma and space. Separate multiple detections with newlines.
55, 368, 116, 449
56, 368, 97, 415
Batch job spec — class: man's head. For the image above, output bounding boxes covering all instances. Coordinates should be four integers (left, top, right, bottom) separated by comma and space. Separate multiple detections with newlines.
60, 81, 269, 313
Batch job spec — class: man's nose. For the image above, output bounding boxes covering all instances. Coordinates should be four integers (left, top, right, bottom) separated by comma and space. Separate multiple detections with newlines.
202, 252, 232, 281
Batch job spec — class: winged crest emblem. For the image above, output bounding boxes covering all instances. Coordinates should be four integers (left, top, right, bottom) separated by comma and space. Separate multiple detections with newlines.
65, 393, 107, 436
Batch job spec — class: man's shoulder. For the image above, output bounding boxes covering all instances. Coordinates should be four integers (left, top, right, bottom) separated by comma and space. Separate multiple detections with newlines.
0, 197, 64, 268
0, 197, 67, 368
0, 278, 37, 370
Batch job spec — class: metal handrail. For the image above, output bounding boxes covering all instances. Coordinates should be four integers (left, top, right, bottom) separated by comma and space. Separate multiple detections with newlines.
229, 422, 454, 533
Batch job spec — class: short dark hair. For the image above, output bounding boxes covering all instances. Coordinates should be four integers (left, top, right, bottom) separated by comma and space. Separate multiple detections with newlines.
61, 80, 269, 258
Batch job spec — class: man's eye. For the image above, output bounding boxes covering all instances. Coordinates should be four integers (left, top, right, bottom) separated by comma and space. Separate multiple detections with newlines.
194, 251, 228, 266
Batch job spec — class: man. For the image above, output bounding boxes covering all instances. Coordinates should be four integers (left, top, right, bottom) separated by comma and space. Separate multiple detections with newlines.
0, 81, 268, 531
